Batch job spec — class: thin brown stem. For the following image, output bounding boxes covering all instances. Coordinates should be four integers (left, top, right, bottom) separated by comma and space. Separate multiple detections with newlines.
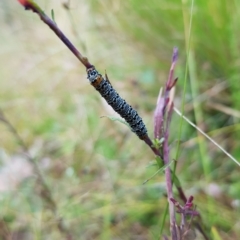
19, 0, 92, 68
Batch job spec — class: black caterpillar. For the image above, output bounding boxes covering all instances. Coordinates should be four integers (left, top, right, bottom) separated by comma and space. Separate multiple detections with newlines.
87, 66, 148, 139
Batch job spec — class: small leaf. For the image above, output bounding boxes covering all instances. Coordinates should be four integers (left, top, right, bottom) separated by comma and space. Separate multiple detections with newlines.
51, 9, 55, 23
152, 138, 165, 149
146, 161, 159, 168
143, 159, 174, 184
155, 156, 163, 168
101, 115, 130, 128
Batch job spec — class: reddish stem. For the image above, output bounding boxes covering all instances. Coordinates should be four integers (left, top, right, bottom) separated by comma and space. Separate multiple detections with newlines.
18, 0, 92, 68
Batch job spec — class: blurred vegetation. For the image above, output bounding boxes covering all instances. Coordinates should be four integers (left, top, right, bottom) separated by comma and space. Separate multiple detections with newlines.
0, 0, 240, 239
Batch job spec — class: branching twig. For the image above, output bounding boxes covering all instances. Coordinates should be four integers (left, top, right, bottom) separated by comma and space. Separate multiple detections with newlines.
153, 48, 209, 240
153, 49, 179, 238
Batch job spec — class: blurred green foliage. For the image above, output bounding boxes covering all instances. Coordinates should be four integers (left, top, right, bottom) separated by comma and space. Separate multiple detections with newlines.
0, 0, 240, 239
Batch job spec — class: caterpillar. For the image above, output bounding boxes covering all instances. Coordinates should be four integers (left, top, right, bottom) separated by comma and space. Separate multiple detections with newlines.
87, 66, 148, 139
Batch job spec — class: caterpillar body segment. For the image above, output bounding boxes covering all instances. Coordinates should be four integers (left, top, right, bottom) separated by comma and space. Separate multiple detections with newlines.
87, 67, 148, 139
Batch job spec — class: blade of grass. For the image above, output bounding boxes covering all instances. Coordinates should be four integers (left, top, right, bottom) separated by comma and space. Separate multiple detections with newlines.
188, 50, 212, 178
174, 0, 195, 175
174, 107, 240, 167
159, 203, 169, 237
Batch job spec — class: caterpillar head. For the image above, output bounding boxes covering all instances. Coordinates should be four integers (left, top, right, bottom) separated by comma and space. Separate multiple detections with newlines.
87, 67, 99, 83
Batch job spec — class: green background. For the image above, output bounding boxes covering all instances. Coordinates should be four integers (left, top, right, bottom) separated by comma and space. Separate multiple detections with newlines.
0, 0, 239, 239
